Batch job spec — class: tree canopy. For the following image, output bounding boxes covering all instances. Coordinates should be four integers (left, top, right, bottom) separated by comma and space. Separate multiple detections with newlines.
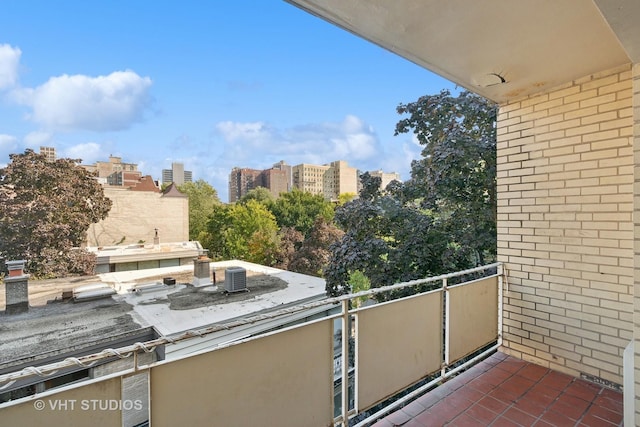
237, 187, 275, 205
395, 89, 497, 264
269, 189, 334, 237
325, 90, 497, 296
0, 149, 112, 277
178, 179, 220, 241
204, 200, 278, 265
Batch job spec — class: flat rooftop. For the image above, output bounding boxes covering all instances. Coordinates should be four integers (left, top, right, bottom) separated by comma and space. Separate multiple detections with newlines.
0, 260, 327, 370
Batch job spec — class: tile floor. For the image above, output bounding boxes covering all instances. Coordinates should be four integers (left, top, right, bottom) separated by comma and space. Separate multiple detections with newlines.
371, 352, 623, 427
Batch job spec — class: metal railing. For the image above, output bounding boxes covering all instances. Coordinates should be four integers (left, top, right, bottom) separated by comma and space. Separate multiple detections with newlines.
0, 263, 503, 427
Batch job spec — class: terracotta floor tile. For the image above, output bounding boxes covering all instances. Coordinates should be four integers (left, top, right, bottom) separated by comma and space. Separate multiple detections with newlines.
564, 380, 601, 402
401, 399, 428, 417
411, 409, 435, 425
477, 395, 510, 414
445, 375, 473, 393
384, 409, 412, 426
502, 407, 537, 426
488, 386, 519, 404
429, 400, 466, 423
500, 376, 536, 398
583, 405, 623, 425
513, 397, 547, 418
370, 418, 395, 427
539, 409, 577, 426
497, 357, 527, 371
593, 395, 623, 414
415, 392, 446, 410
526, 384, 562, 404
468, 376, 498, 394
538, 371, 573, 391
403, 419, 428, 427
453, 385, 485, 403
550, 392, 591, 419
490, 416, 520, 427
374, 352, 624, 427
531, 420, 555, 427
446, 412, 485, 426
465, 403, 501, 424
578, 413, 619, 427
517, 364, 550, 382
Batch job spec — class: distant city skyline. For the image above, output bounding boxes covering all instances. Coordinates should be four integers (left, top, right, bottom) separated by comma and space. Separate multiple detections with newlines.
0, 1, 455, 202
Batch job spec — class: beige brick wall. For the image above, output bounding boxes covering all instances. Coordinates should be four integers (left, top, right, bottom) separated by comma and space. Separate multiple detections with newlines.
497, 65, 633, 385
632, 63, 640, 424
86, 188, 189, 246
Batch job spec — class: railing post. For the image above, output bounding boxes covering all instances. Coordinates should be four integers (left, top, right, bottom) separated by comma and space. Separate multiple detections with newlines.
342, 299, 350, 427
497, 263, 504, 347
442, 278, 449, 379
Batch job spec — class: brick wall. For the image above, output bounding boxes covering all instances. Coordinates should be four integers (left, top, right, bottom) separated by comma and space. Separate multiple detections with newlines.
497, 65, 633, 385
632, 63, 640, 424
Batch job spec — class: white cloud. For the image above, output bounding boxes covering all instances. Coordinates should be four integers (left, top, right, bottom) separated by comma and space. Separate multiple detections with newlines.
0, 44, 21, 90
63, 142, 105, 164
15, 70, 152, 131
23, 131, 52, 148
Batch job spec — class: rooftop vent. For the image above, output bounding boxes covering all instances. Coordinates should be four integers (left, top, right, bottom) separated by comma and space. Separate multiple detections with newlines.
224, 267, 248, 294
132, 282, 166, 294
73, 283, 116, 302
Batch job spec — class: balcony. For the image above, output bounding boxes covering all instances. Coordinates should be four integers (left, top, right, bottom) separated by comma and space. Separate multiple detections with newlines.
0, 263, 624, 426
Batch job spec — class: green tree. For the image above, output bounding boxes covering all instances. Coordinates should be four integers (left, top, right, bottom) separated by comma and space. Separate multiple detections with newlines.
325, 90, 497, 296
270, 227, 304, 270
204, 200, 278, 265
288, 217, 344, 277
0, 149, 112, 277
269, 189, 334, 236
395, 89, 497, 264
237, 187, 275, 205
337, 192, 357, 205
178, 179, 220, 241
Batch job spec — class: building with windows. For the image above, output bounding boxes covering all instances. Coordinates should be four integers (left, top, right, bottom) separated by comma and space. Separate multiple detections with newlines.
292, 163, 331, 197
292, 160, 358, 201
162, 162, 192, 186
228, 167, 262, 202
82, 155, 142, 187
38, 146, 56, 162
369, 169, 401, 192
228, 162, 292, 202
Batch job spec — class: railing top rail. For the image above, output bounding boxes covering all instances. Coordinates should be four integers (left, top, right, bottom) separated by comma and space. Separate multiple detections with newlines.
0, 262, 501, 389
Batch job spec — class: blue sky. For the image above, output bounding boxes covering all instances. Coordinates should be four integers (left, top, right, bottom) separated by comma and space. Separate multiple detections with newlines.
0, 1, 455, 201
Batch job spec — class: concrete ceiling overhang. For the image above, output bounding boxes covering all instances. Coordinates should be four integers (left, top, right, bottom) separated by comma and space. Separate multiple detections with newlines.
285, 0, 640, 104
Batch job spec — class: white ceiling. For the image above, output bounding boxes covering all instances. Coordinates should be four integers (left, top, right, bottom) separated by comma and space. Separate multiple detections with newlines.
286, 0, 639, 103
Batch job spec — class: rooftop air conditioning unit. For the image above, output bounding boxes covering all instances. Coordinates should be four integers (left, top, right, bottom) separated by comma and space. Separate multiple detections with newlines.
224, 267, 248, 293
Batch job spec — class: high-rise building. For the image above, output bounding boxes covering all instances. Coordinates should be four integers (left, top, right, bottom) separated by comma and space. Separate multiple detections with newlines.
260, 168, 288, 199
39, 146, 56, 162
229, 160, 395, 203
271, 160, 292, 191
162, 162, 192, 186
292, 164, 331, 197
292, 161, 358, 201
228, 168, 262, 203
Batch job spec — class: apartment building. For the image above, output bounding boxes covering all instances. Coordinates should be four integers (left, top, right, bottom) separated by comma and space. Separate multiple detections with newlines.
228, 167, 262, 202
38, 146, 56, 162
292, 163, 331, 197
82, 155, 142, 187
162, 162, 192, 186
